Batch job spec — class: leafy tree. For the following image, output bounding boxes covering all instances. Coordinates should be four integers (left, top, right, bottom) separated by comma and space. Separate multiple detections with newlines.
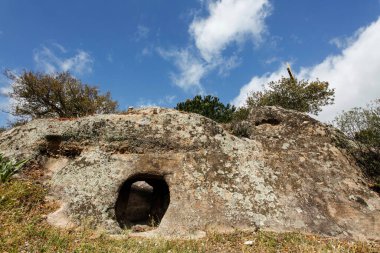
335, 102, 380, 146
246, 77, 335, 115
334, 99, 380, 189
5, 71, 118, 119
175, 95, 236, 123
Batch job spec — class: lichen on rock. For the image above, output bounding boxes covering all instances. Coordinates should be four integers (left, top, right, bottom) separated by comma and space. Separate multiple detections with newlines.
0, 107, 379, 240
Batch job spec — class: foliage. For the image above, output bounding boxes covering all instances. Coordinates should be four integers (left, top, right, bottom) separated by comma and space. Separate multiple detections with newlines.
175, 95, 236, 123
231, 121, 251, 138
5, 71, 118, 119
230, 107, 251, 137
232, 107, 250, 122
334, 99, 380, 186
246, 77, 335, 115
0, 153, 28, 183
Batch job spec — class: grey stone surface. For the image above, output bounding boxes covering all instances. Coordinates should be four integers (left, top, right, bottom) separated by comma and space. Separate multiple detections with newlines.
0, 107, 379, 240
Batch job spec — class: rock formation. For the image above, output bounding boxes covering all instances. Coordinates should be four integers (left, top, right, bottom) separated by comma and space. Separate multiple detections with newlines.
0, 107, 379, 240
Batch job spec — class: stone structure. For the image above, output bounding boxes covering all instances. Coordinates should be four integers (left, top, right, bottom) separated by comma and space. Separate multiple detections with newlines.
0, 107, 379, 240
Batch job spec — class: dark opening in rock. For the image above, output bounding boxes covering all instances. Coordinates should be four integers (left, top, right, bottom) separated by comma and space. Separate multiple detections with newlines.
255, 118, 281, 126
115, 174, 170, 230
41, 135, 82, 158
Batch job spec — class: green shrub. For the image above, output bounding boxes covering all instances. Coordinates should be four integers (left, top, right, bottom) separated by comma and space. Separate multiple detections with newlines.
5, 71, 118, 119
231, 121, 251, 138
0, 153, 28, 183
229, 107, 251, 137
175, 95, 236, 123
334, 99, 380, 188
232, 107, 250, 122
246, 77, 335, 115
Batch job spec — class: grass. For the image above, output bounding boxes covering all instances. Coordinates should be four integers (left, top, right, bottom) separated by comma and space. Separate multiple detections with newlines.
0, 178, 379, 253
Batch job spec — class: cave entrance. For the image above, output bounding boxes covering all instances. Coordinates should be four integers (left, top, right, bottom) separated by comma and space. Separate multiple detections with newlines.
115, 174, 170, 230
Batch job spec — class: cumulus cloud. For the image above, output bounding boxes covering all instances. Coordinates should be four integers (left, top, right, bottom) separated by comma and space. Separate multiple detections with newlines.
159, 0, 271, 91
329, 27, 365, 49
33, 44, 94, 75
233, 17, 380, 122
157, 48, 208, 92
190, 0, 271, 62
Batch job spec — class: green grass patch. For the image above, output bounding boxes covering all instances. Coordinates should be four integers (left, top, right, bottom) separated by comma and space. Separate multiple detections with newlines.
0, 179, 379, 253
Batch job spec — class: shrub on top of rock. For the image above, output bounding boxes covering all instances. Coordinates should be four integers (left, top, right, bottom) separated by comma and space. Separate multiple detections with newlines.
245, 77, 335, 116
175, 95, 236, 123
4, 71, 118, 119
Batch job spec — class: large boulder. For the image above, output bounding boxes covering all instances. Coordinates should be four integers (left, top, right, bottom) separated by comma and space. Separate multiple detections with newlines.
0, 107, 379, 240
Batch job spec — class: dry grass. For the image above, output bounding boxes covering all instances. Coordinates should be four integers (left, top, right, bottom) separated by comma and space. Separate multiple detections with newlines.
0, 178, 379, 253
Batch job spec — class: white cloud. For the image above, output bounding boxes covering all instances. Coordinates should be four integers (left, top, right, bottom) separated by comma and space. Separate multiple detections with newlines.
233, 17, 380, 122
159, 95, 177, 104
231, 64, 286, 107
159, 0, 270, 91
264, 56, 280, 65
52, 43, 68, 53
329, 27, 365, 49
217, 54, 241, 76
142, 47, 151, 56
106, 53, 113, 63
329, 37, 347, 49
135, 25, 150, 41
158, 48, 208, 92
33, 44, 94, 75
0, 86, 11, 97
190, 0, 271, 62
0, 72, 15, 116
136, 95, 177, 108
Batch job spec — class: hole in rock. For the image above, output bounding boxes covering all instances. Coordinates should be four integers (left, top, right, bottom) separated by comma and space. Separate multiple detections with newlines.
41, 135, 82, 158
115, 174, 170, 230
255, 118, 281, 126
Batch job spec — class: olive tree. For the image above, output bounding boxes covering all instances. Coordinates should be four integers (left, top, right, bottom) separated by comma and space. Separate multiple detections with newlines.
5, 71, 118, 119
246, 77, 335, 115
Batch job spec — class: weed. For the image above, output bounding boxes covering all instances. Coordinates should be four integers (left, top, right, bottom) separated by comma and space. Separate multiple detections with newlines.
0, 153, 28, 183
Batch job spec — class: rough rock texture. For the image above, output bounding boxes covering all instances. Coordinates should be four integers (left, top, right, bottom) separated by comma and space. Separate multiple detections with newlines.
0, 107, 379, 240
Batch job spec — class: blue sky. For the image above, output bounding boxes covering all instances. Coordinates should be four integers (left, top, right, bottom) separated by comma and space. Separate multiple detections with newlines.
1, 0, 380, 126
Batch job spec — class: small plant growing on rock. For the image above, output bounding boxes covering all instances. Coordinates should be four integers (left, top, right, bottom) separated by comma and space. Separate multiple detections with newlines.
231, 121, 251, 138
227, 107, 251, 138
0, 153, 28, 183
